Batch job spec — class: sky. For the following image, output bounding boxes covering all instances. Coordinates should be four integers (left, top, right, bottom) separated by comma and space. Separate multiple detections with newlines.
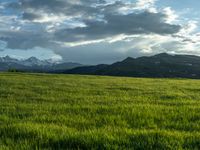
0, 0, 200, 64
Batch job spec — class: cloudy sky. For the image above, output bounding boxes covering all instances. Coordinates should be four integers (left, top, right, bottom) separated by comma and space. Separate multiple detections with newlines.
0, 0, 200, 64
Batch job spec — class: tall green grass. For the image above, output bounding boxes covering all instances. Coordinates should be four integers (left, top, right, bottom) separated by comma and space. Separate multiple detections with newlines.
1, 73, 200, 149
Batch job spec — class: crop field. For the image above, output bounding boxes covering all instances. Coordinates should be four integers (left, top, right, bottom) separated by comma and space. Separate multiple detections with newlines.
1, 73, 200, 149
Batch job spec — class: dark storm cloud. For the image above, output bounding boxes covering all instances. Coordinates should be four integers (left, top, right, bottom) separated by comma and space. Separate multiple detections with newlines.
9, 0, 105, 20
22, 12, 42, 20
0, 0, 182, 56
0, 30, 52, 49
55, 11, 181, 42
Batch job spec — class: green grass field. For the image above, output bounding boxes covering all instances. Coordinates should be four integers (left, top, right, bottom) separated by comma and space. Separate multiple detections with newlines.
1, 73, 200, 149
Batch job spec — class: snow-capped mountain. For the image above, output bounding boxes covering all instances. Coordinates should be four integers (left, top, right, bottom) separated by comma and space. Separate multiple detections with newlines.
0, 56, 19, 64
21, 57, 52, 66
0, 56, 82, 72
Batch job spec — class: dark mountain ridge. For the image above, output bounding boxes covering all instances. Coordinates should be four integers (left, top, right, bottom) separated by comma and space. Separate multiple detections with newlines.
65, 53, 200, 78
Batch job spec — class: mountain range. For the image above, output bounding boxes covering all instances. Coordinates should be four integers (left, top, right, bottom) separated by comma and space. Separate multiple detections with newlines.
65, 53, 200, 78
0, 56, 82, 72
2, 53, 200, 79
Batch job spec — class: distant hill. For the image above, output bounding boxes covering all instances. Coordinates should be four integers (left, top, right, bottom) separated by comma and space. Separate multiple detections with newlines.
65, 53, 200, 78
0, 56, 83, 72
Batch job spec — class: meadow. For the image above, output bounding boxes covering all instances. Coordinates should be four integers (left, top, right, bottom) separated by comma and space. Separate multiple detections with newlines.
1, 73, 200, 149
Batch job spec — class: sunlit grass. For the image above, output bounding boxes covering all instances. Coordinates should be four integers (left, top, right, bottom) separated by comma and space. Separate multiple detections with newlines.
0, 73, 200, 149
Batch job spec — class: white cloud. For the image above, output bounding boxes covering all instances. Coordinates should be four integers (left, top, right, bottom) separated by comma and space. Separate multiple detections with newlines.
180, 21, 198, 34
136, 0, 156, 6
10, 26, 21, 31
55, 39, 106, 47
163, 7, 178, 23
136, 0, 157, 10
